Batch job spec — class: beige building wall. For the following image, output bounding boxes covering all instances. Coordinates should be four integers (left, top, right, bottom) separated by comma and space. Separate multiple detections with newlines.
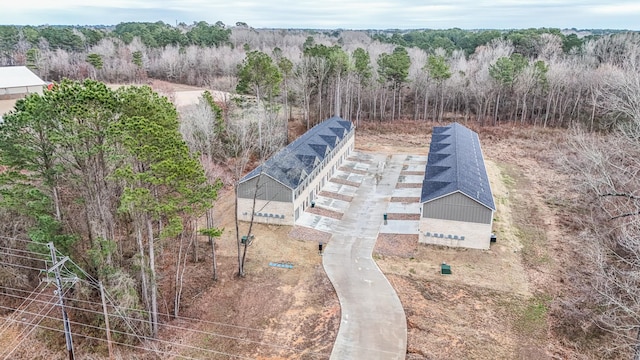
237, 198, 294, 225
419, 217, 493, 250
237, 128, 355, 225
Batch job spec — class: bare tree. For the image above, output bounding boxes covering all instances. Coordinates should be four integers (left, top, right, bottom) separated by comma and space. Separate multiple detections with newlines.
564, 128, 640, 359
226, 121, 258, 277
563, 53, 640, 355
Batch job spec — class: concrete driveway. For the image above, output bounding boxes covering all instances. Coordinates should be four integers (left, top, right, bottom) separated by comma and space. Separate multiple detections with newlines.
323, 153, 407, 360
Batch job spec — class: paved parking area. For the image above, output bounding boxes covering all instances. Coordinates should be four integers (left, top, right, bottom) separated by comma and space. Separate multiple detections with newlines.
293, 151, 432, 359
297, 153, 427, 233
323, 153, 407, 359
341, 160, 370, 172
405, 155, 428, 163
379, 219, 420, 234
397, 174, 425, 183
323, 182, 358, 197
391, 188, 422, 198
314, 195, 350, 213
333, 170, 365, 183
386, 202, 421, 214
295, 212, 340, 232
403, 164, 425, 172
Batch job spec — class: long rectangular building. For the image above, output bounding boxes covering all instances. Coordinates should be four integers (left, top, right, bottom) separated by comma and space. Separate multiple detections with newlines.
420, 122, 495, 250
237, 116, 355, 225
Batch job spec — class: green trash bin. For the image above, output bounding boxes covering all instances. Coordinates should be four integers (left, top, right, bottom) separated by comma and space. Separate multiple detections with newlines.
383, 213, 387, 221
441, 263, 451, 275
241, 234, 254, 245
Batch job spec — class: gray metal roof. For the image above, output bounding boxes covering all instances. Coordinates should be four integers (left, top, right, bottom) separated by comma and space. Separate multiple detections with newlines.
0, 66, 46, 88
421, 122, 495, 210
241, 116, 354, 190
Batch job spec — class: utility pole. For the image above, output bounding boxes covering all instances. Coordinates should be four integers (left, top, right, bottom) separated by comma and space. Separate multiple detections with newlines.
47, 242, 75, 360
99, 281, 114, 360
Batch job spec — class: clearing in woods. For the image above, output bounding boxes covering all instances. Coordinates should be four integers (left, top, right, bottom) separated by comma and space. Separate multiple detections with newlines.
171, 122, 574, 360
0, 82, 577, 359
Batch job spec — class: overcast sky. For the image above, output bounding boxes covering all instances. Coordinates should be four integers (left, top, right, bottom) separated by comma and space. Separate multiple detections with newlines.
1, 0, 638, 30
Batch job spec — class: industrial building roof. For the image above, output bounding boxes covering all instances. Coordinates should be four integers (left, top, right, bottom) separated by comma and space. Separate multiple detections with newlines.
240, 116, 354, 189
421, 122, 495, 210
0, 66, 46, 89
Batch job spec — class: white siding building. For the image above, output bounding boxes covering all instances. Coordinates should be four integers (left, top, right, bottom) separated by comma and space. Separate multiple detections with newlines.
0, 66, 46, 100
237, 116, 355, 225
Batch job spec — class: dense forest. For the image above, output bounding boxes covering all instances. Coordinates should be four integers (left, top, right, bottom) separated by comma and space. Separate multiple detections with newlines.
1, 22, 638, 131
2, 21, 640, 359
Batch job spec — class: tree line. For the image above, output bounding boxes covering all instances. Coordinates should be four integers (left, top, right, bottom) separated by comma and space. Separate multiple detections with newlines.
1, 23, 638, 131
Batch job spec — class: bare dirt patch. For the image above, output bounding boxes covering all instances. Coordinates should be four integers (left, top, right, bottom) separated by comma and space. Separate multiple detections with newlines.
305, 207, 343, 220
318, 191, 353, 202
374, 234, 418, 257
288, 226, 332, 243
0, 99, 17, 116
329, 178, 359, 187
386, 213, 421, 221
396, 183, 423, 188
391, 197, 420, 202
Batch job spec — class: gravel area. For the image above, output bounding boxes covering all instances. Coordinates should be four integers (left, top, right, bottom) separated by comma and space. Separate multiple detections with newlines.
319, 191, 354, 202
330, 178, 360, 187
391, 197, 421, 202
386, 213, 421, 221
289, 226, 332, 242
306, 206, 344, 220
396, 183, 423, 188
374, 234, 419, 258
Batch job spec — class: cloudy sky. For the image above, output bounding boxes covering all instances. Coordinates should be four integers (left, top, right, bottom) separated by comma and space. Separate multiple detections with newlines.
1, 0, 638, 30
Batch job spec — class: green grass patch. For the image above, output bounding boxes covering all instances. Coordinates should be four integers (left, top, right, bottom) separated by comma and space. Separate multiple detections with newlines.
502, 174, 515, 188
514, 293, 551, 334
517, 224, 551, 267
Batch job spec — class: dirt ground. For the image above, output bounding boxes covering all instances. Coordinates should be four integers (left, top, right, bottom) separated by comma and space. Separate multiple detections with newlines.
0, 98, 17, 116
0, 83, 593, 359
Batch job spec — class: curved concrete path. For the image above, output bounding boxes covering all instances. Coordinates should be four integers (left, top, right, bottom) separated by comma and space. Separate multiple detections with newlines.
323, 153, 407, 359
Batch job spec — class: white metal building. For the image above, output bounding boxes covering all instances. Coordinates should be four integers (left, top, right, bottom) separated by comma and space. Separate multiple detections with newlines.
0, 66, 46, 100
237, 116, 355, 225
419, 123, 495, 250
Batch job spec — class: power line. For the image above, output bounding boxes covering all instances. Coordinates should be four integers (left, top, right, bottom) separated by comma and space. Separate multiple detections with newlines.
2, 249, 322, 341
52, 276, 282, 336
0, 260, 47, 272
2, 318, 207, 360
0, 304, 257, 360
0, 282, 51, 336
0, 241, 332, 359
47, 242, 75, 360
0, 237, 39, 246
0, 251, 49, 264
0, 246, 49, 258
0, 286, 71, 360
0, 286, 330, 357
